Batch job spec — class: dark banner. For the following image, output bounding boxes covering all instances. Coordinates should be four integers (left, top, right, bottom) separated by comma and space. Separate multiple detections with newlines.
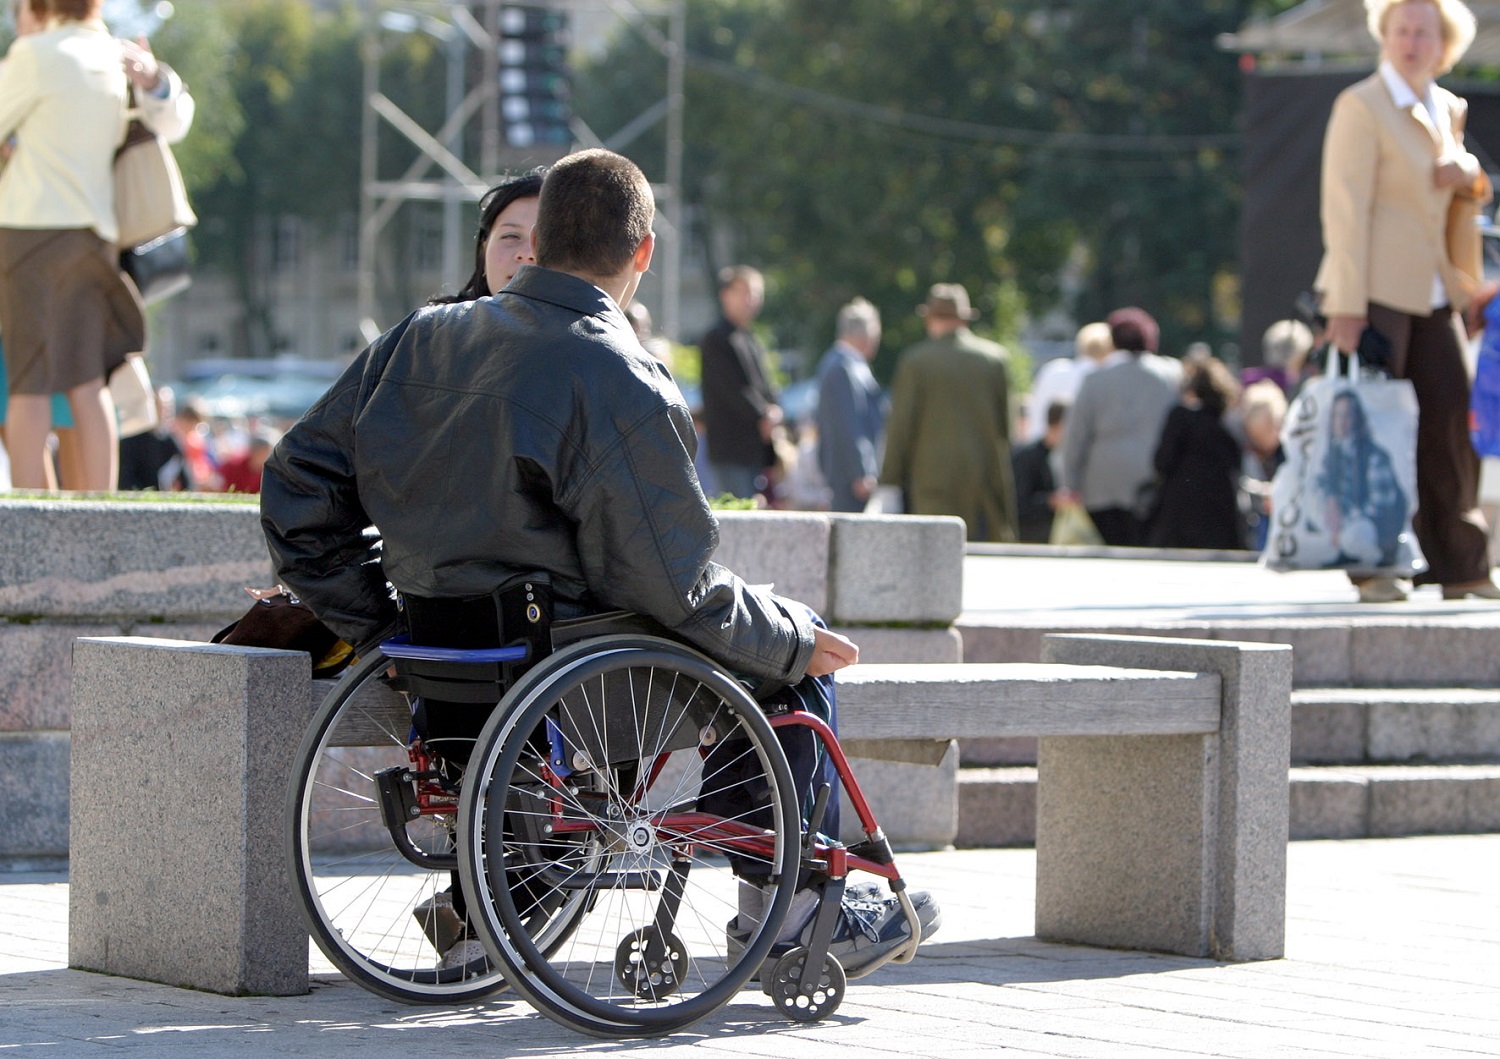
1239, 68, 1500, 364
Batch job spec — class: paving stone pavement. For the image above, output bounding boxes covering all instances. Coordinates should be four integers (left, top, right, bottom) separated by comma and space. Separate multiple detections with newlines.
2, 835, 1497, 1058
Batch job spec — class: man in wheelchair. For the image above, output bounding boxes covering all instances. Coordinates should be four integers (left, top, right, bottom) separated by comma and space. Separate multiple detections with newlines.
261, 149, 938, 982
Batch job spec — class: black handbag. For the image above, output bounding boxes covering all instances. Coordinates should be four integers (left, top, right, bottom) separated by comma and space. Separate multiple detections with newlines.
120, 226, 191, 304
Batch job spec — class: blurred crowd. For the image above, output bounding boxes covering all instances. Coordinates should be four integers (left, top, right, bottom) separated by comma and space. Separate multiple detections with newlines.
693, 268, 1311, 557
112, 385, 284, 494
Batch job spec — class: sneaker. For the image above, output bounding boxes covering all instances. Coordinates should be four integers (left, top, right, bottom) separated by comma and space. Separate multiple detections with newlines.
436, 938, 488, 972
726, 883, 941, 979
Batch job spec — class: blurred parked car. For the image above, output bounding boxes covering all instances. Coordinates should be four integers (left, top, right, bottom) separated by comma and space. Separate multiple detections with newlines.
167, 358, 346, 422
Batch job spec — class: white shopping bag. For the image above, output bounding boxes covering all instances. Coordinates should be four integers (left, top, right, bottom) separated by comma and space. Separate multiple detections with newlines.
1263, 348, 1426, 578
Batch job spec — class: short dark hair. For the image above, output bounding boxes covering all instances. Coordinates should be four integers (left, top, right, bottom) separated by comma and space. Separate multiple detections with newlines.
1045, 400, 1069, 429
535, 149, 654, 277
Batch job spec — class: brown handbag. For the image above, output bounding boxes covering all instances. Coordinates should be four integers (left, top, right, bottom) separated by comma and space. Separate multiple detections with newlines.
211, 587, 354, 679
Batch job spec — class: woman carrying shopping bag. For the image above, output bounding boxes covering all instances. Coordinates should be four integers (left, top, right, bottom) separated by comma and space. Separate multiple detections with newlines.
1315, 0, 1498, 601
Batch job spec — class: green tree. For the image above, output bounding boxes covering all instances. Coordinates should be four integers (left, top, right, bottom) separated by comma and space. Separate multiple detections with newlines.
577, 0, 1301, 374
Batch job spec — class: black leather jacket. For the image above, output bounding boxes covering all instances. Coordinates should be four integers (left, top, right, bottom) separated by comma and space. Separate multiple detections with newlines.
259, 266, 814, 685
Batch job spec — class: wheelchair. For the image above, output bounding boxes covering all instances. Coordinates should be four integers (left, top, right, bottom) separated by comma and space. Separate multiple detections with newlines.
286, 580, 922, 1037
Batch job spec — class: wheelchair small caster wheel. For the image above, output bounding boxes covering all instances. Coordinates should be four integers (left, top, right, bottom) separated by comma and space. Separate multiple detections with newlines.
768, 946, 845, 1022
615, 928, 687, 999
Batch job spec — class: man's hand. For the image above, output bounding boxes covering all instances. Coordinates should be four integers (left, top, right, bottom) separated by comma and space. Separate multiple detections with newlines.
805, 626, 858, 677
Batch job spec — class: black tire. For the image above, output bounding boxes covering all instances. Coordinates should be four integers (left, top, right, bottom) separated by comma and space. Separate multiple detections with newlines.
287, 649, 583, 1003
458, 636, 802, 1037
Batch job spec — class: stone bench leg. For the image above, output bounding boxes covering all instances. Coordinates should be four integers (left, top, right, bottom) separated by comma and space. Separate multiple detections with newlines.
1037, 634, 1291, 961
70, 637, 312, 995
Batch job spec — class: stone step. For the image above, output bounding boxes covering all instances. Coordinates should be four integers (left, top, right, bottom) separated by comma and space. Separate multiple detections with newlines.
962, 687, 1500, 769
959, 614, 1500, 688
957, 762, 1500, 847
1292, 687, 1500, 764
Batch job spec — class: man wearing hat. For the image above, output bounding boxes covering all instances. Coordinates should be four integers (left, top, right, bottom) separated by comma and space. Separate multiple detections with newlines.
879, 283, 1018, 542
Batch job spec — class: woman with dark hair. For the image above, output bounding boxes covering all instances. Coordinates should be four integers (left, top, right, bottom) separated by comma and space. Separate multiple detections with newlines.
1146, 356, 1246, 550
1318, 390, 1409, 570
428, 167, 545, 305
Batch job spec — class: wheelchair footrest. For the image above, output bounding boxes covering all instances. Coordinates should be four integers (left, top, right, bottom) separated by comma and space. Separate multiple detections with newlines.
375, 766, 458, 871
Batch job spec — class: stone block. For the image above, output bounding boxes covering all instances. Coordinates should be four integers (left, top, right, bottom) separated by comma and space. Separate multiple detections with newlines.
956, 767, 1036, 847
831, 625, 961, 664
0, 732, 69, 857
0, 500, 270, 620
1039, 634, 1292, 961
839, 741, 958, 851
1350, 624, 1500, 687
1288, 768, 1369, 839
1213, 623, 1353, 686
1465, 773, 1500, 831
1367, 766, 1486, 836
713, 511, 829, 615
0, 621, 224, 733
69, 637, 309, 996
959, 623, 1048, 664
1291, 696, 1367, 764
826, 515, 965, 624
0, 623, 119, 731
1035, 733, 1216, 954
1366, 693, 1500, 762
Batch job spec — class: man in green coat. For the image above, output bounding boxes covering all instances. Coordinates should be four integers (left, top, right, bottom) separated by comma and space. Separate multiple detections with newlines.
879, 283, 1018, 542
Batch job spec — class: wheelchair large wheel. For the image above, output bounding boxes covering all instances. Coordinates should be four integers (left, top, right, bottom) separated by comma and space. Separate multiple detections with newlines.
458, 636, 802, 1037
288, 650, 585, 1003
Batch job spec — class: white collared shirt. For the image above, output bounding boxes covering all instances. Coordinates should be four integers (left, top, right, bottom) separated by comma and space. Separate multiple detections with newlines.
1379, 60, 1449, 309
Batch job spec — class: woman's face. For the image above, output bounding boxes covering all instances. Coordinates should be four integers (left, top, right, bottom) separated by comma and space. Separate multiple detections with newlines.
1381, 0, 1444, 86
482, 195, 539, 294
1331, 396, 1355, 439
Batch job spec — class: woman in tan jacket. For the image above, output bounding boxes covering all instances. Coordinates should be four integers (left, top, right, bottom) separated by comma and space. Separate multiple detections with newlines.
1316, 0, 1498, 601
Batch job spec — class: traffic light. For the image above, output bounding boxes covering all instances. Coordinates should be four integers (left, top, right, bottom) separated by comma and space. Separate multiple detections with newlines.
498, 4, 571, 148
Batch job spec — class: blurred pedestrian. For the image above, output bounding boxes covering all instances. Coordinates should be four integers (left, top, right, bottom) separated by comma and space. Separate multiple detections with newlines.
1060, 307, 1183, 546
626, 301, 674, 370
118, 385, 190, 491
1316, 0, 1497, 601
700, 265, 780, 500
1021, 321, 1118, 443
1244, 318, 1315, 397
0, 0, 192, 491
1146, 356, 1245, 551
219, 429, 276, 495
1012, 400, 1068, 544
880, 283, 1017, 541
814, 296, 885, 513
1239, 379, 1288, 551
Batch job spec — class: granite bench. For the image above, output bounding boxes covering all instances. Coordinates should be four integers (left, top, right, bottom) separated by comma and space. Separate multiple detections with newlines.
67, 631, 1290, 995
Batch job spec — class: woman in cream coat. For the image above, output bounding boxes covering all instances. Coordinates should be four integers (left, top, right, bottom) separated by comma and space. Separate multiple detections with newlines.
0, 0, 191, 491
1316, 0, 1499, 601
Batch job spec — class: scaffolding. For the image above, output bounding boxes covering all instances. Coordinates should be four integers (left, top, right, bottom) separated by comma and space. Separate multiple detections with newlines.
356, 0, 686, 342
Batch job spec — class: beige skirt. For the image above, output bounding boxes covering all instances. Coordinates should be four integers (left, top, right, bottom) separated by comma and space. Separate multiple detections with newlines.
0, 227, 145, 394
